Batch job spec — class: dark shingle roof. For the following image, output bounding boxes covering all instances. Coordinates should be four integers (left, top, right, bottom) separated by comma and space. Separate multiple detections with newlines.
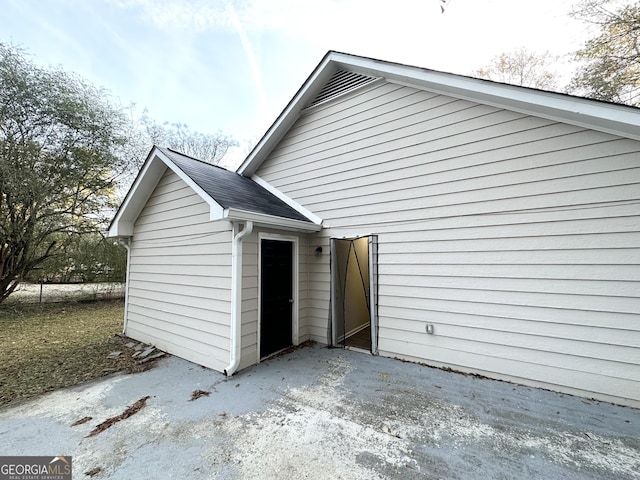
159, 147, 312, 223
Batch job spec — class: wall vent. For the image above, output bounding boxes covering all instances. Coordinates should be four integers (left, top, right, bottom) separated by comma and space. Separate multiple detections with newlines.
307, 70, 378, 108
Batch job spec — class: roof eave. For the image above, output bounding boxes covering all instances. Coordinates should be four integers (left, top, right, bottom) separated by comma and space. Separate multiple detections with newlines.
380, 71, 640, 143
236, 51, 640, 178
223, 208, 322, 232
108, 146, 224, 238
251, 174, 323, 225
331, 52, 640, 141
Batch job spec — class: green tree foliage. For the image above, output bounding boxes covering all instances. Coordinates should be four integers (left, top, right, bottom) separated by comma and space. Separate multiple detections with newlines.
0, 44, 130, 302
32, 233, 126, 284
570, 0, 640, 106
471, 47, 559, 90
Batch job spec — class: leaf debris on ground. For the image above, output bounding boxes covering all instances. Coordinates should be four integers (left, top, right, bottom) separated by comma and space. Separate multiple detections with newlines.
189, 389, 210, 401
84, 467, 102, 477
269, 340, 316, 359
87, 396, 151, 437
71, 416, 93, 427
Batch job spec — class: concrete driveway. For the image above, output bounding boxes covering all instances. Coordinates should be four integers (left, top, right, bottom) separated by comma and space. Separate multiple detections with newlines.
1, 344, 638, 479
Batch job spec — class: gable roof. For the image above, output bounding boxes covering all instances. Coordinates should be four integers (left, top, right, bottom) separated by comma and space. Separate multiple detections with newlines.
108, 146, 320, 237
160, 148, 313, 221
237, 51, 640, 177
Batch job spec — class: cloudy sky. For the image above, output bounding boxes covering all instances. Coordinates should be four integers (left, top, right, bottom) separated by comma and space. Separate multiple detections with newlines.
2, 0, 592, 166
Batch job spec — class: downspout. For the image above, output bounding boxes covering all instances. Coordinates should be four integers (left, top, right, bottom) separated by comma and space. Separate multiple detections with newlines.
118, 237, 132, 335
224, 221, 254, 376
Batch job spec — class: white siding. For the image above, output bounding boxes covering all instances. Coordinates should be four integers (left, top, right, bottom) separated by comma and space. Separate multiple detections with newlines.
255, 80, 640, 407
298, 235, 313, 342
127, 168, 233, 372
240, 232, 258, 369
240, 230, 311, 368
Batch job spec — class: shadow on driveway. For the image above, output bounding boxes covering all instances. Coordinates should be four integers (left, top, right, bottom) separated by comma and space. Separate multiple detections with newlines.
1, 344, 638, 479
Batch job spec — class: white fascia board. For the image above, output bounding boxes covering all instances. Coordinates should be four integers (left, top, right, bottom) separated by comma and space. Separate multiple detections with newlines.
389, 76, 640, 141
223, 208, 322, 232
237, 54, 338, 177
251, 174, 323, 226
334, 53, 640, 141
108, 221, 134, 238
108, 150, 167, 238
107, 147, 224, 238
237, 52, 640, 182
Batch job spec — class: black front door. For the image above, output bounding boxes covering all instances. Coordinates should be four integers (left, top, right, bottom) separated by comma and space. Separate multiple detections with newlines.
260, 239, 293, 358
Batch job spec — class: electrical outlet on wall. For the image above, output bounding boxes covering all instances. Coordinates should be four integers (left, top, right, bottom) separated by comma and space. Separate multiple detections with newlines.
426, 324, 434, 334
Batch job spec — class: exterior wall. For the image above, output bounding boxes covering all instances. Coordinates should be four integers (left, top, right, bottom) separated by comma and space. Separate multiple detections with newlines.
297, 234, 312, 342
239, 229, 311, 369
239, 230, 258, 370
127, 168, 233, 372
255, 80, 640, 407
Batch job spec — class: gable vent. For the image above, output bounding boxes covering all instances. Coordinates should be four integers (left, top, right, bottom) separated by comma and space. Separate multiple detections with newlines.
307, 70, 378, 108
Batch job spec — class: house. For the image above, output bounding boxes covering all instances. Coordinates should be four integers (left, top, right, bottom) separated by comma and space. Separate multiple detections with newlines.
109, 51, 640, 408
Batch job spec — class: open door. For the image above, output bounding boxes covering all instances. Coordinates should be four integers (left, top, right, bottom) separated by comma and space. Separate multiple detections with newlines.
368, 235, 378, 354
330, 235, 378, 352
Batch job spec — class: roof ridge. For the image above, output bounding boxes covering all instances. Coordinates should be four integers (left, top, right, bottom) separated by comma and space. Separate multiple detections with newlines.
164, 146, 237, 174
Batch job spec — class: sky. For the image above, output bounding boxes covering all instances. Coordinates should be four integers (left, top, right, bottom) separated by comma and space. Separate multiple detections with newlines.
1, 0, 594, 167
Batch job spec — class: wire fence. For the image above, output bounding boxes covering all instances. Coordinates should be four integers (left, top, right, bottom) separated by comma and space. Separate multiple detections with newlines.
5, 282, 125, 304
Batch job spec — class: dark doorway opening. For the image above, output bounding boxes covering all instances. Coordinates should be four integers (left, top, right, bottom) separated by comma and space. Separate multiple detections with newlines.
260, 239, 293, 358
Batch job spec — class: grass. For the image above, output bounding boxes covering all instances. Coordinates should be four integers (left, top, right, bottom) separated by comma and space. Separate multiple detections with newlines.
0, 299, 143, 407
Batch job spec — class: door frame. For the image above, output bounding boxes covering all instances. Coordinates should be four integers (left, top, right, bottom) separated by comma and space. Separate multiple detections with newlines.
257, 232, 299, 363
330, 234, 379, 354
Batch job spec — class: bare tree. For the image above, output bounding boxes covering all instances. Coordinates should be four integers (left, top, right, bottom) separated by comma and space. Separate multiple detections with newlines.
117, 107, 239, 197
472, 47, 560, 90
570, 0, 640, 106
140, 110, 237, 165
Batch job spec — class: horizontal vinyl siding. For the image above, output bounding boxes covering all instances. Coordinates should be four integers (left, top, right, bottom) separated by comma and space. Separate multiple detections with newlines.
127, 168, 232, 372
305, 238, 332, 344
240, 233, 258, 370
256, 80, 640, 407
297, 235, 312, 342
239, 230, 309, 369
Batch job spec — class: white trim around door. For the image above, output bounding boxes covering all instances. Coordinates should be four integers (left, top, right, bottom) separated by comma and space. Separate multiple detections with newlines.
257, 232, 299, 364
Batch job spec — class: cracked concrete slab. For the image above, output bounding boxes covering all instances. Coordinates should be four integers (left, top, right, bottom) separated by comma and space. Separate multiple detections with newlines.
0, 344, 638, 479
